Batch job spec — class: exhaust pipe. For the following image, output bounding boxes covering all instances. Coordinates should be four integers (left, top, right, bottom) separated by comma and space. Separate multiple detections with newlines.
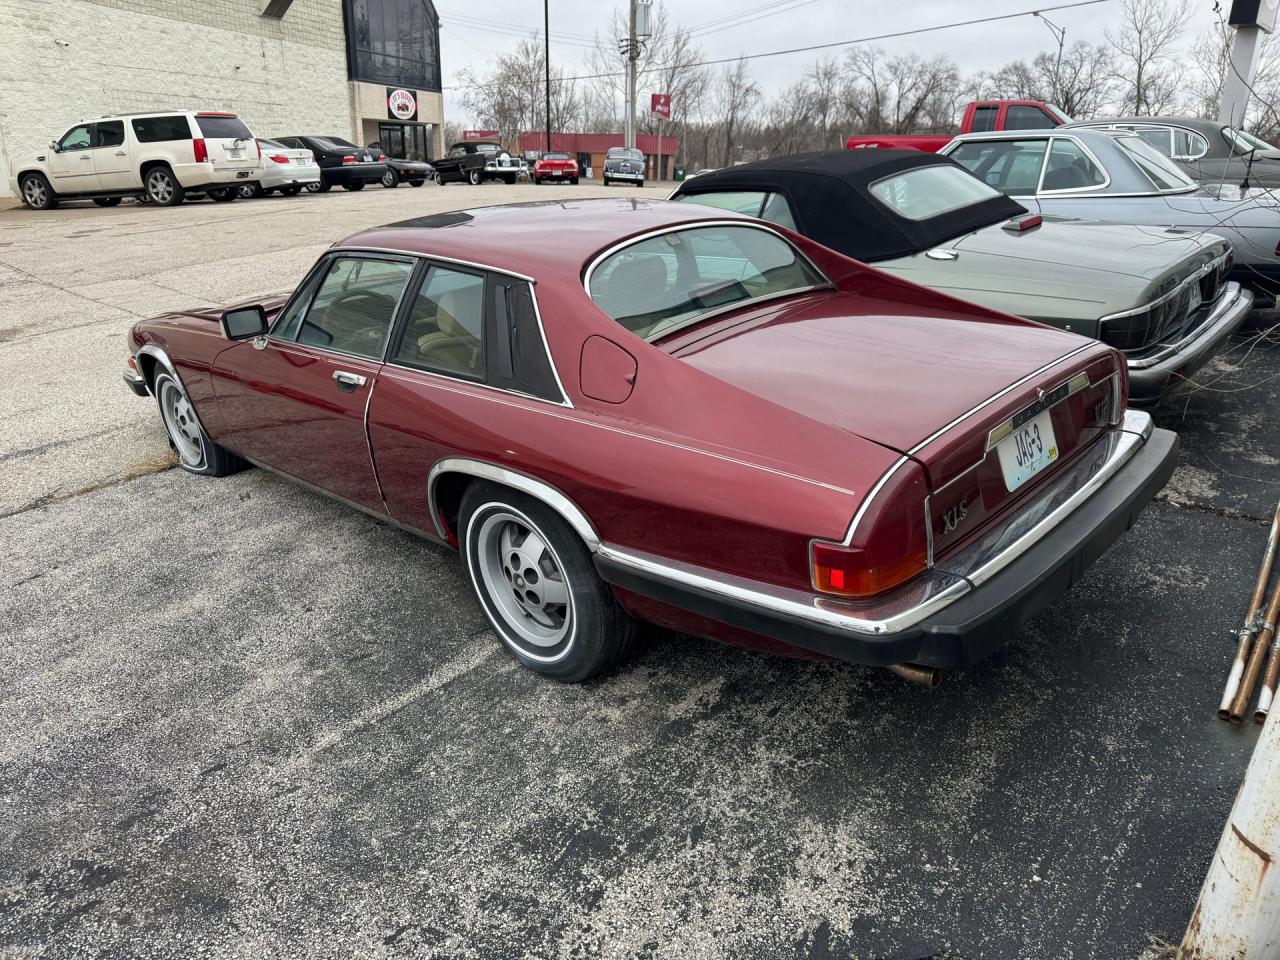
1253, 580, 1280, 723
887, 663, 943, 688
1221, 499, 1280, 722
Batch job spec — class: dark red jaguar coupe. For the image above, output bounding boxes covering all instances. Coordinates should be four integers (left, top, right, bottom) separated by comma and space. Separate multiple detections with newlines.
123, 198, 1177, 684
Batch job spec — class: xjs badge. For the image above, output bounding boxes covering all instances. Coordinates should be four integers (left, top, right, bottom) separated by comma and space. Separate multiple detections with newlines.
942, 500, 968, 534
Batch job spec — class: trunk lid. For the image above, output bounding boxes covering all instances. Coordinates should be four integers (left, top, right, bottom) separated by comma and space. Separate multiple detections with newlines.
665, 289, 1122, 561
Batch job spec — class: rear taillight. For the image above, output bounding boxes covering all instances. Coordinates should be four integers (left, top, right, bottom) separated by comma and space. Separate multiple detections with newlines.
193, 138, 208, 163
377, 153, 387, 161
341, 155, 357, 164
810, 460, 930, 598
269, 154, 290, 164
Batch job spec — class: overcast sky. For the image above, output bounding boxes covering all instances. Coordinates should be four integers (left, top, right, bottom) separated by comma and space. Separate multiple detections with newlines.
435, 0, 1220, 124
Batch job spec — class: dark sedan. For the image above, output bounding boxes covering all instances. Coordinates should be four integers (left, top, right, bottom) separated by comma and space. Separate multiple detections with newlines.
367, 144, 433, 188
274, 135, 387, 192
1065, 116, 1280, 190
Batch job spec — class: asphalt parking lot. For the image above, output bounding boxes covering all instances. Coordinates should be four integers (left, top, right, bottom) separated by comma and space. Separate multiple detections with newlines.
2, 183, 1278, 959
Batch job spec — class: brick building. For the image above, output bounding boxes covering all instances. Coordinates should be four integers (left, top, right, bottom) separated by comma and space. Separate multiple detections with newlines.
0, 0, 445, 197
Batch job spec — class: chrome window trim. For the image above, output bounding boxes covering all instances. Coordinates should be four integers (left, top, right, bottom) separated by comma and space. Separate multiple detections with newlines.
581, 219, 832, 313
943, 132, 1113, 196
595, 409, 1155, 638
379, 363, 570, 408
337, 244, 536, 284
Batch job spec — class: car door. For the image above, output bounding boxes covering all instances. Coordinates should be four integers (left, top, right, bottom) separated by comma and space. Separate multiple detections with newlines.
49, 124, 98, 192
211, 253, 419, 513
90, 120, 133, 190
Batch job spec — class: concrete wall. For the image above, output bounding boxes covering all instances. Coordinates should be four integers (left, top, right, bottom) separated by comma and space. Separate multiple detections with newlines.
0, 0, 355, 196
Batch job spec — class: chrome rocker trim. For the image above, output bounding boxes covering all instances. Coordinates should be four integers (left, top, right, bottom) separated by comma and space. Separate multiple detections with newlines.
596, 409, 1158, 640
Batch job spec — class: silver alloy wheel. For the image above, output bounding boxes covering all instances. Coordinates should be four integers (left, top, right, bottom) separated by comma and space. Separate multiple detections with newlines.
305, 181, 322, 192
433, 171, 443, 185
158, 378, 204, 467
147, 170, 174, 204
473, 508, 573, 653
22, 176, 47, 208
382, 169, 397, 187
237, 183, 256, 198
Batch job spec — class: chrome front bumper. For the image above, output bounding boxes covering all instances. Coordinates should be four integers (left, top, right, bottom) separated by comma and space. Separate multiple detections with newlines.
1126, 281, 1253, 400
595, 409, 1178, 667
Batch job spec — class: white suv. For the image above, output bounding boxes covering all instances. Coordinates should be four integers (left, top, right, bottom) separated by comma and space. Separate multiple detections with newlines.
11, 110, 263, 209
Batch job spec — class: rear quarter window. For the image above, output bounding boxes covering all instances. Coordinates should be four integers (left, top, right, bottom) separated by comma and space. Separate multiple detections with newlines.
131, 115, 192, 142
195, 115, 253, 139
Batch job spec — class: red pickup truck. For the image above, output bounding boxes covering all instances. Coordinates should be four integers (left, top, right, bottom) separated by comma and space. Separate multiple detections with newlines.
845, 100, 1069, 152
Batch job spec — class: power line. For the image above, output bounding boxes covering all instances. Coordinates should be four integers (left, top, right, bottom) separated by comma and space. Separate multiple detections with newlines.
687, 0, 824, 39
443, 0, 1118, 91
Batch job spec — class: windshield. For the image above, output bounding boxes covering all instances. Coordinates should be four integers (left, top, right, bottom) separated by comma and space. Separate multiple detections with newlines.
587, 224, 826, 340
475, 143, 501, 154
1225, 127, 1279, 153
868, 165, 1006, 220
608, 148, 644, 161
1115, 136, 1197, 191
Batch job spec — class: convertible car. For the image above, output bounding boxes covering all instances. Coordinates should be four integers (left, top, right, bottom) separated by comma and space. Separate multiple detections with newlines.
123, 199, 1177, 684
942, 127, 1280, 305
670, 150, 1250, 402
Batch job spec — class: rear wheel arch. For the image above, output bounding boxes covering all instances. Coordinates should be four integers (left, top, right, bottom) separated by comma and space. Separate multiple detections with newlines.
427, 460, 600, 551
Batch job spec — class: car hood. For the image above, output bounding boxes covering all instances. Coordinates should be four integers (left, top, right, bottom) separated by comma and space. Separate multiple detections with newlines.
663, 289, 1093, 454
877, 217, 1226, 323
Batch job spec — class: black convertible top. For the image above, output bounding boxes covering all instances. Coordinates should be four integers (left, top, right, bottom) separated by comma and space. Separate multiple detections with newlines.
673, 149, 1027, 262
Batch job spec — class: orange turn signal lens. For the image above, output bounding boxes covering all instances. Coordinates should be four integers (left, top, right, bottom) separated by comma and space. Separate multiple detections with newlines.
811, 540, 927, 598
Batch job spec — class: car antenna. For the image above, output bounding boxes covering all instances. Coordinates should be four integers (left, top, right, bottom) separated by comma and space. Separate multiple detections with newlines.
1241, 146, 1257, 192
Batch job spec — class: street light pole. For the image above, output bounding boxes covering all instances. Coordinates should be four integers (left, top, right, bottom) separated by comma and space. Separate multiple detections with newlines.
625, 0, 637, 149
1034, 11, 1066, 102
544, 0, 551, 153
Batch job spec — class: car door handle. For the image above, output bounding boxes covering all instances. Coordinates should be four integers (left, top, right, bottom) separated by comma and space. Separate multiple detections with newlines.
333, 370, 367, 392
79, 154, 92, 160
114, 150, 127, 156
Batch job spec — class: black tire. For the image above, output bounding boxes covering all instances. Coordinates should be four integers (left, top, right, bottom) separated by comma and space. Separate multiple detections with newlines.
280, 185, 303, 196
603, 177, 611, 186
533, 177, 541, 185
381, 169, 398, 188
92, 196, 122, 207
316, 180, 332, 193
20, 173, 58, 210
145, 166, 185, 206
460, 482, 637, 682
153, 369, 247, 477
237, 182, 265, 199
409, 178, 425, 187
467, 168, 482, 185
433, 171, 445, 185
209, 188, 238, 203
343, 181, 365, 191
570, 177, 579, 185
638, 180, 645, 188
502, 175, 516, 185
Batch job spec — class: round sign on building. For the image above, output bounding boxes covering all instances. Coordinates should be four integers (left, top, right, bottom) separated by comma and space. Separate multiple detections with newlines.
387, 88, 418, 122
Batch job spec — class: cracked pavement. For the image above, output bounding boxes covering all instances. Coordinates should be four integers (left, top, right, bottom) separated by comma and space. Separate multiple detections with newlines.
1, 185, 1278, 959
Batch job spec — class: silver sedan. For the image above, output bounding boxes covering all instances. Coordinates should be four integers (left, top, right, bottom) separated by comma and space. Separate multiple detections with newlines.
238, 139, 321, 198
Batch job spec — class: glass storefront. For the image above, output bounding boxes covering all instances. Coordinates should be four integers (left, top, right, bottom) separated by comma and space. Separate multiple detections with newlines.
377, 122, 431, 161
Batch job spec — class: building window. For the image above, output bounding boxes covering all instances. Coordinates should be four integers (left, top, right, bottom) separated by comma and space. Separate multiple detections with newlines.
345, 0, 441, 92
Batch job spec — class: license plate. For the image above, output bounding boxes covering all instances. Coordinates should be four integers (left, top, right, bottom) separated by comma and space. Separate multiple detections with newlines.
996, 410, 1058, 491
551, 171, 562, 177
236, 170, 250, 178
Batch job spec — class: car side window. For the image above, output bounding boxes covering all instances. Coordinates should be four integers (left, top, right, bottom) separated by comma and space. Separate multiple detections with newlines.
1134, 126, 1174, 156
678, 190, 767, 216
276, 137, 303, 149
1173, 129, 1209, 160
271, 263, 329, 341
131, 115, 192, 142
760, 192, 798, 230
59, 125, 92, 151
297, 257, 415, 359
394, 266, 486, 378
1005, 105, 1057, 130
94, 121, 125, 149
1041, 138, 1107, 191
970, 105, 997, 132
449, 145, 466, 158
953, 139, 1047, 194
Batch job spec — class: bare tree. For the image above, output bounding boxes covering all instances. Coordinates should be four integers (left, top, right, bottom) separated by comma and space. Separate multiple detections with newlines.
1041, 42, 1114, 117
843, 47, 961, 134
716, 58, 760, 166
1189, 21, 1280, 133
1106, 0, 1191, 114
459, 37, 582, 145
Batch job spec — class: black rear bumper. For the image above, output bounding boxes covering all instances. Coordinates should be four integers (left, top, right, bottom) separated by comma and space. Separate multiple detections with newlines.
595, 426, 1178, 670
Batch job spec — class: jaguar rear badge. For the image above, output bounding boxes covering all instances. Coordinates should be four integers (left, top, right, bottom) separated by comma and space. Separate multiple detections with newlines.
942, 499, 969, 534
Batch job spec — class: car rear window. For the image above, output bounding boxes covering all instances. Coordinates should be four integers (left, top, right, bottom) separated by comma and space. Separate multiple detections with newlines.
868, 165, 1005, 221
195, 115, 253, 140
315, 137, 357, 150
1115, 136, 1196, 191
131, 115, 192, 142
587, 224, 826, 341
544, 153, 570, 160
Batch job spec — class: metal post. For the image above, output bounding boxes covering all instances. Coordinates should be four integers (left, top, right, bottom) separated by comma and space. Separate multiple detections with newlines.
1179, 708, 1280, 958
1220, 24, 1263, 126
543, 0, 551, 153
625, 0, 637, 149
1034, 12, 1067, 104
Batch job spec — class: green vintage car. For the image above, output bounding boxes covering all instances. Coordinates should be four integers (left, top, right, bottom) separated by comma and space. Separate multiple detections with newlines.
670, 149, 1250, 402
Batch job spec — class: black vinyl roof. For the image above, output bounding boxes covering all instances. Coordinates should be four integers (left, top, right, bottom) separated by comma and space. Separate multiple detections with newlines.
674, 149, 1027, 262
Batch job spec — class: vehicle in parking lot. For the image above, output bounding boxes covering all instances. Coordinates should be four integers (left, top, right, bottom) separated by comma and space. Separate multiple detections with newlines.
1064, 116, 1280, 190
846, 99, 1069, 152
368, 144, 433, 187
274, 135, 386, 192
533, 152, 579, 184
237, 138, 320, 198
942, 127, 1280, 306
671, 150, 1250, 401
12, 110, 262, 209
603, 147, 646, 186
432, 141, 527, 185
122, 198, 1176, 684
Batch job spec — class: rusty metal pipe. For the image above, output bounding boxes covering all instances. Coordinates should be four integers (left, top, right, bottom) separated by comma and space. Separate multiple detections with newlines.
1253, 580, 1280, 724
1221, 499, 1280, 722
887, 663, 943, 688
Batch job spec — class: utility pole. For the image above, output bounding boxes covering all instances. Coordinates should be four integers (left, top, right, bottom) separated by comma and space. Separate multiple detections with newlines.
1034, 12, 1066, 103
543, 0, 551, 152
625, 0, 637, 149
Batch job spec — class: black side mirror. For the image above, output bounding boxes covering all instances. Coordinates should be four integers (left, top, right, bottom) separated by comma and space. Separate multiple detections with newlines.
220, 305, 269, 340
